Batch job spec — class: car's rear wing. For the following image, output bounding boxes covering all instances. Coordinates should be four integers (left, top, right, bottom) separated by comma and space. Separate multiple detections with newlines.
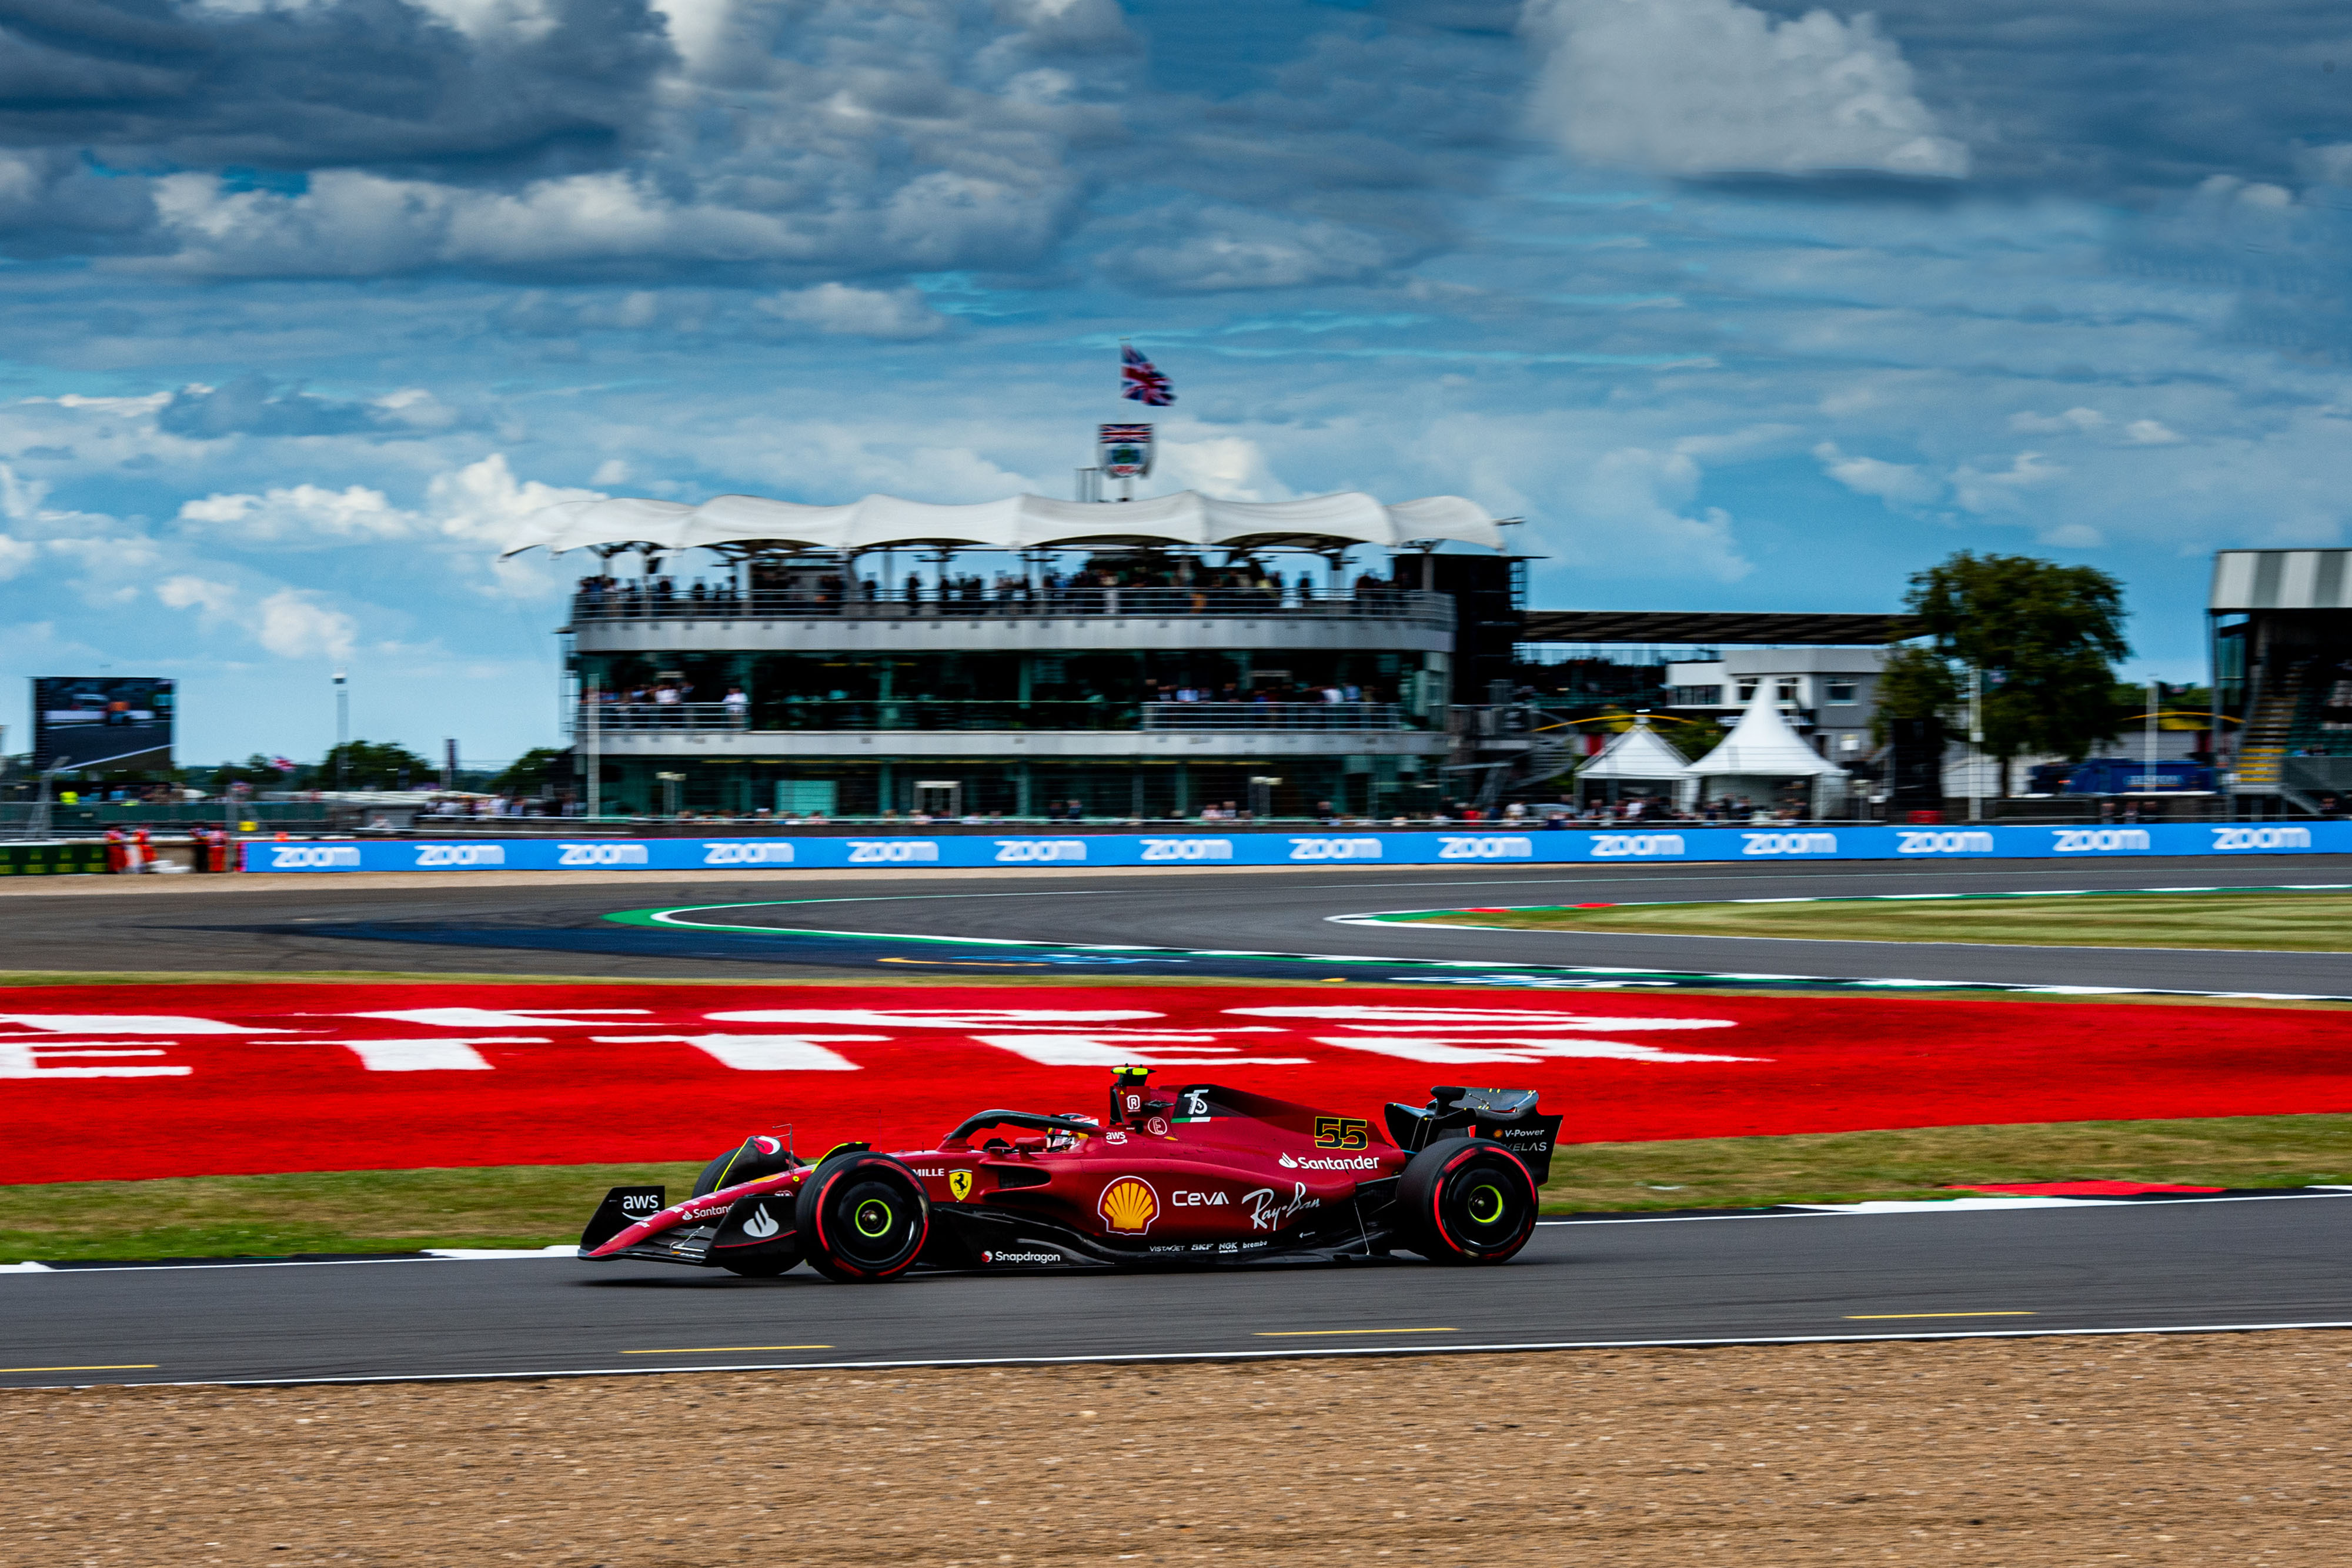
1384, 1088, 1563, 1185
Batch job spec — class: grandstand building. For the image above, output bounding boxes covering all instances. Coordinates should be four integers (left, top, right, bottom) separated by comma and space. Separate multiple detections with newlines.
2210, 547, 2352, 809
511, 489, 1514, 819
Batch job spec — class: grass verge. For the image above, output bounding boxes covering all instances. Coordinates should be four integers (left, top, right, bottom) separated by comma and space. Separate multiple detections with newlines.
1390, 888, 2352, 951
4, 1115, 2348, 1259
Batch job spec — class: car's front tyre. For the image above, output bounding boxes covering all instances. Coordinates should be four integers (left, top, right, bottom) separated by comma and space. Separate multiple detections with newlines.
1396, 1137, 1539, 1265
795, 1152, 930, 1282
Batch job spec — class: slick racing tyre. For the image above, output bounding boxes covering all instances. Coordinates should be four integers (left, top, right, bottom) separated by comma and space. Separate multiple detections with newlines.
1397, 1137, 1539, 1265
693, 1134, 800, 1198
795, 1152, 930, 1282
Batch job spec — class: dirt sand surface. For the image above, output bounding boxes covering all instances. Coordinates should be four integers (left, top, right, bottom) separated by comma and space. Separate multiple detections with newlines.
11, 1333, 2348, 1566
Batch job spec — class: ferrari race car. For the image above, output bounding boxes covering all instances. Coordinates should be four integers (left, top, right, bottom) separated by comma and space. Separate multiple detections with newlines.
579, 1066, 1563, 1281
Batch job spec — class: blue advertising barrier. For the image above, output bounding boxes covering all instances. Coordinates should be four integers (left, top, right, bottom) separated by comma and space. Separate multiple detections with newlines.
240, 820, 2352, 874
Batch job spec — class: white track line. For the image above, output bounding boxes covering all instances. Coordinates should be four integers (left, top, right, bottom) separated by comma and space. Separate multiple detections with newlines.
24, 1319, 2352, 1391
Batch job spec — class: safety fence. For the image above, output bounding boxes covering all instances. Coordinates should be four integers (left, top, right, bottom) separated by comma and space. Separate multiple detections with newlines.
239, 819, 2352, 872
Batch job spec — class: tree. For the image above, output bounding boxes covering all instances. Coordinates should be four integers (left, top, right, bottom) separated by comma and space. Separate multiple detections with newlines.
496, 747, 569, 795
310, 740, 435, 790
1878, 552, 2129, 794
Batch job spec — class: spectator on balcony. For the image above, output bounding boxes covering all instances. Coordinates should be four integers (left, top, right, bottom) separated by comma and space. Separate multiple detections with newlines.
723, 686, 749, 724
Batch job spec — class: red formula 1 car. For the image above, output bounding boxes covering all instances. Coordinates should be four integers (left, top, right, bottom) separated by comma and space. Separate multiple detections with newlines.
578, 1067, 1562, 1281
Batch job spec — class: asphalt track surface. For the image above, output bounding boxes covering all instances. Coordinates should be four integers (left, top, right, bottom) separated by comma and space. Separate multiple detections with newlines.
6, 852, 2351, 1386
4, 852, 2352, 993
6, 1196, 2349, 1389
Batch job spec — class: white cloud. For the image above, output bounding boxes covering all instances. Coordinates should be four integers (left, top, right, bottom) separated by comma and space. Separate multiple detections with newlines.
178, 483, 417, 543
2124, 419, 2184, 445
1524, 0, 1967, 179
156, 576, 239, 619
1949, 451, 2065, 514
1813, 440, 1940, 507
254, 589, 358, 661
0, 531, 33, 580
756, 283, 948, 340
1576, 447, 1752, 582
423, 453, 602, 548
2008, 407, 2106, 434
1152, 437, 1296, 503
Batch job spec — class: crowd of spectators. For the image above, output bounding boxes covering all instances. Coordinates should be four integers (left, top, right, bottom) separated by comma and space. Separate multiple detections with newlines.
571, 561, 1419, 617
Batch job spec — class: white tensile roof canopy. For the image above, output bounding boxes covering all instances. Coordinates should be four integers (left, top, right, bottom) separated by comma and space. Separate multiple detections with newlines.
1689, 683, 1848, 778
501, 490, 1507, 557
1576, 717, 1694, 781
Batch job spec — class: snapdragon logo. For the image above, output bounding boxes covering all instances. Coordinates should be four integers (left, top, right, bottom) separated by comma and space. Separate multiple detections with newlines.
1439, 835, 1534, 860
2214, 825, 2312, 851
846, 840, 940, 864
265, 844, 362, 870
415, 844, 506, 868
560, 842, 651, 867
1741, 832, 1839, 857
995, 839, 1086, 864
1288, 837, 1383, 861
1896, 830, 1996, 854
1591, 833, 1685, 858
1141, 838, 1234, 862
701, 841, 792, 867
2052, 828, 2151, 853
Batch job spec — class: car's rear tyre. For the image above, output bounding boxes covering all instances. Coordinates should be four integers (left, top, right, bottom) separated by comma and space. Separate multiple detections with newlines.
1397, 1137, 1538, 1265
795, 1152, 929, 1282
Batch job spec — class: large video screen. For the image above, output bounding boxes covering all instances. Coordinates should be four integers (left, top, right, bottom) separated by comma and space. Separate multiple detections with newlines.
32, 677, 176, 773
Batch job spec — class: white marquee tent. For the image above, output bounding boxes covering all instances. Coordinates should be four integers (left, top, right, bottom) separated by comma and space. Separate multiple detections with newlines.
1689, 681, 1849, 811
1575, 717, 1696, 807
501, 490, 1506, 558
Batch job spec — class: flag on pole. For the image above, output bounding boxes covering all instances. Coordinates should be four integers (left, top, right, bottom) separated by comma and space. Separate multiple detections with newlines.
1120, 342, 1174, 406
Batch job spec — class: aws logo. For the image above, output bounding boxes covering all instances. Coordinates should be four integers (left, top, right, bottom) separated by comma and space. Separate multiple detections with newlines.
1097, 1176, 1159, 1233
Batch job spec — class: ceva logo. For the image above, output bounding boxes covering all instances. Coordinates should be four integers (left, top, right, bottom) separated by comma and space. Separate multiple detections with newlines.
846, 840, 940, 863
1741, 832, 1838, 856
1591, 833, 1685, 858
415, 843, 506, 868
266, 844, 363, 870
1140, 838, 1234, 861
1288, 837, 1383, 861
1895, 830, 1996, 854
995, 839, 1087, 863
1438, 835, 1533, 860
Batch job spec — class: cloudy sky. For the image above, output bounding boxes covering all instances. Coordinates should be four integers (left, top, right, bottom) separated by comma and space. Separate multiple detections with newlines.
2, 0, 2348, 764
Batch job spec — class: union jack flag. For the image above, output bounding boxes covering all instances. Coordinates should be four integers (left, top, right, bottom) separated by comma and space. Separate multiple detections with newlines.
1120, 343, 1174, 406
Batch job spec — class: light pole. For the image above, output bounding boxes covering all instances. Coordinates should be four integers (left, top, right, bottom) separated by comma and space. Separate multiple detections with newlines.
583, 676, 602, 820
333, 667, 348, 788
1966, 665, 1984, 822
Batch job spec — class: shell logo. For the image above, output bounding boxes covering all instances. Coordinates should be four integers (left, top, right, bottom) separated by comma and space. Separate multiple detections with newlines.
1097, 1177, 1159, 1234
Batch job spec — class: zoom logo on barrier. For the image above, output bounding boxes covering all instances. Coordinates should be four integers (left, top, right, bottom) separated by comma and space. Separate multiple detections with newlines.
702, 842, 792, 867
2215, 825, 2313, 850
995, 839, 1086, 863
1140, 838, 1234, 862
1591, 833, 1686, 858
1438, 835, 1534, 860
1742, 832, 1839, 856
2053, 828, 2152, 853
559, 842, 651, 866
1896, 830, 1996, 855
263, 844, 363, 870
414, 844, 506, 868
1288, 837, 1384, 861
847, 840, 940, 863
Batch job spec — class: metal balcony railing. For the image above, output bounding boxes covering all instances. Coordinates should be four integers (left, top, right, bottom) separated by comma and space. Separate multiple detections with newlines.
572, 699, 1422, 734
567, 585, 1454, 629
1139, 701, 1409, 731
